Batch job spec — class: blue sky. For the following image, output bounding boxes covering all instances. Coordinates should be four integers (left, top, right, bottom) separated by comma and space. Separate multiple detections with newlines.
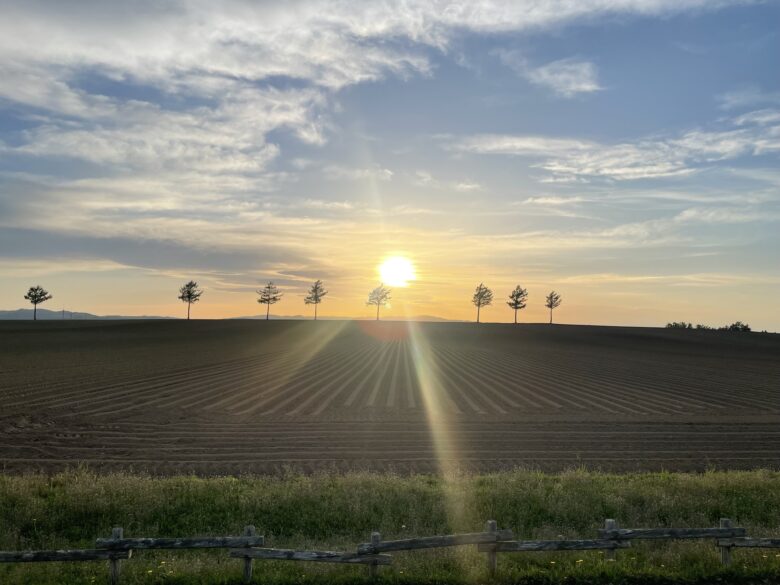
0, 1, 778, 327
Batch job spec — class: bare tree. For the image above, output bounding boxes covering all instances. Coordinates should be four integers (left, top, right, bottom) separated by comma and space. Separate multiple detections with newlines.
178, 281, 203, 320
367, 284, 391, 321
545, 290, 562, 324
506, 285, 528, 324
257, 282, 283, 320
472, 283, 493, 323
24, 285, 52, 321
304, 279, 328, 320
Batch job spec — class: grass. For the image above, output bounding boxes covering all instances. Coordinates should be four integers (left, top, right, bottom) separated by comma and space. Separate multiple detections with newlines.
2, 468, 780, 583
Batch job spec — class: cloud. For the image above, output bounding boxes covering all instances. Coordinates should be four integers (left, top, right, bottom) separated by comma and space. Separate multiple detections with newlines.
450, 111, 780, 181
495, 51, 602, 97
674, 207, 780, 224
323, 165, 394, 182
717, 87, 780, 110
558, 272, 780, 287
300, 199, 355, 211
733, 109, 780, 127
412, 170, 482, 192
453, 181, 483, 192
522, 196, 586, 206
525, 58, 602, 97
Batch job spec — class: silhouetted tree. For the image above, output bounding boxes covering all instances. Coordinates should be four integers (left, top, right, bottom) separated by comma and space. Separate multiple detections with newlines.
472, 283, 493, 323
666, 322, 693, 329
506, 285, 528, 324
304, 279, 328, 320
257, 282, 283, 320
24, 285, 52, 321
722, 321, 751, 332
178, 281, 203, 320
367, 284, 391, 321
545, 290, 562, 324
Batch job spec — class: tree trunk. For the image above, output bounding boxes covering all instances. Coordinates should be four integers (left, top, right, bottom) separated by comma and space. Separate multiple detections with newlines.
514, 308, 517, 324
266, 303, 270, 321
33, 305, 37, 321
376, 304, 380, 321
314, 304, 317, 321
549, 307, 553, 324
477, 305, 480, 323
187, 303, 191, 320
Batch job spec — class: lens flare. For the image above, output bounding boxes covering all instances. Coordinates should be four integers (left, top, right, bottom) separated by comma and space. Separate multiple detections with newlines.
405, 320, 466, 528
378, 256, 415, 287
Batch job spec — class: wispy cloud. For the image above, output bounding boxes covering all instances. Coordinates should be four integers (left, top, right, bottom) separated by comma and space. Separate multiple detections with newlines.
717, 87, 780, 110
413, 170, 482, 192
495, 51, 602, 97
323, 165, 394, 182
450, 111, 780, 181
558, 272, 780, 286
523, 58, 602, 97
522, 196, 587, 206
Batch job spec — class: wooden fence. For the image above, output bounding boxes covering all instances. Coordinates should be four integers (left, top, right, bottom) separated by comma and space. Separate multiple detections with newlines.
2, 518, 778, 583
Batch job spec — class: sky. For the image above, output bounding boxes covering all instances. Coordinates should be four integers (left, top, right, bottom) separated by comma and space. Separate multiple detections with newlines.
0, 1, 779, 328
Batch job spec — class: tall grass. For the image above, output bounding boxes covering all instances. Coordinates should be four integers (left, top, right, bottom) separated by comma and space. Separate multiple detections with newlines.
2, 468, 780, 583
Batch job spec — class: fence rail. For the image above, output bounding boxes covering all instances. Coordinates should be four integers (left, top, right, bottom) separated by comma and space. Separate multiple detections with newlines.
357, 529, 514, 554
477, 539, 630, 552
0, 549, 131, 563
1, 517, 777, 583
95, 535, 265, 550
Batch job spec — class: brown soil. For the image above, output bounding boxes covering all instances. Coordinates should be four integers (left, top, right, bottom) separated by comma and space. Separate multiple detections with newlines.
1, 320, 778, 475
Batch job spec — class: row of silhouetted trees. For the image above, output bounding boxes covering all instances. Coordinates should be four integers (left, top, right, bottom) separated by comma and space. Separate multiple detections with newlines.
175, 280, 563, 323
21, 282, 564, 323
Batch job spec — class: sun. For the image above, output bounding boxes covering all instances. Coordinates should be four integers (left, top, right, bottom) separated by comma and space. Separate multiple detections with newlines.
379, 256, 416, 287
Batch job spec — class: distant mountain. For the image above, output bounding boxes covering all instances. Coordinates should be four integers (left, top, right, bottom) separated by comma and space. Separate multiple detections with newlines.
2, 308, 460, 322
232, 314, 462, 322
0, 308, 173, 320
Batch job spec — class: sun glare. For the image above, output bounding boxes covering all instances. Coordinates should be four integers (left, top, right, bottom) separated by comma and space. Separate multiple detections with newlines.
379, 256, 416, 287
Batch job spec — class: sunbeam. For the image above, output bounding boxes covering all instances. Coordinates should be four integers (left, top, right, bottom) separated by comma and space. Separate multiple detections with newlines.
406, 319, 467, 530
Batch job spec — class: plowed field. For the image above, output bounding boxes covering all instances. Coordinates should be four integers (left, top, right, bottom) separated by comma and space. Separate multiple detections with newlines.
1, 320, 778, 474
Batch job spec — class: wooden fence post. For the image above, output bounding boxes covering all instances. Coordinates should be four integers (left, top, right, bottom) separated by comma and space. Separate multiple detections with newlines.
108, 527, 123, 585
720, 518, 733, 566
368, 531, 381, 578
604, 519, 617, 561
243, 525, 256, 584
486, 520, 497, 577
